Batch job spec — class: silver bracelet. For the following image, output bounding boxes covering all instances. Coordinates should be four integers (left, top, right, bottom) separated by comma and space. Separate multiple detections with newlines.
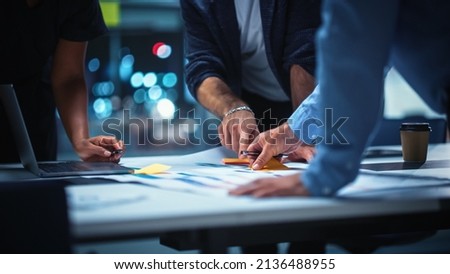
224, 106, 254, 117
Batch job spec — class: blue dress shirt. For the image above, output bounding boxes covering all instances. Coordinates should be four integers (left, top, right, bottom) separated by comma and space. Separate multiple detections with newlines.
289, 0, 450, 196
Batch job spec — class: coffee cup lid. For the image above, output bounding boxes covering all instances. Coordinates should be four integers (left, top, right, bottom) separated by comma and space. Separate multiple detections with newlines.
400, 122, 431, 131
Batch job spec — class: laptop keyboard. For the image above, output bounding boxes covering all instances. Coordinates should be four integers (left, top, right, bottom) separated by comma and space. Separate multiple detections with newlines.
38, 162, 95, 173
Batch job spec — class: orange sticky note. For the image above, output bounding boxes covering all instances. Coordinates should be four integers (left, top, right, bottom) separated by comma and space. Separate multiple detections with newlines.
222, 158, 250, 165
260, 158, 289, 170
222, 158, 289, 170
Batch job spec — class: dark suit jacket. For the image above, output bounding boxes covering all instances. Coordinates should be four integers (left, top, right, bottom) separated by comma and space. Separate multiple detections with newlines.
181, 0, 321, 99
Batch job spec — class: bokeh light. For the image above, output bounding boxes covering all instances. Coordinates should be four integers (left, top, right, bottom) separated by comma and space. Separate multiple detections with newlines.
162, 72, 177, 88
133, 88, 147, 104
88, 58, 100, 72
92, 81, 115, 97
121, 54, 134, 68
156, 98, 175, 119
157, 44, 172, 59
143, 72, 157, 88
93, 98, 113, 119
148, 85, 163, 101
152, 42, 165, 55
152, 42, 172, 59
130, 72, 144, 88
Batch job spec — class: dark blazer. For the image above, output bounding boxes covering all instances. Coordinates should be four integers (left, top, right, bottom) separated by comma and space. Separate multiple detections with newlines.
180, 0, 321, 99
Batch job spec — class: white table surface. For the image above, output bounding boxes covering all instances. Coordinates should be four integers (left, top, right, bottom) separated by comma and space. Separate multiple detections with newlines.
67, 144, 450, 240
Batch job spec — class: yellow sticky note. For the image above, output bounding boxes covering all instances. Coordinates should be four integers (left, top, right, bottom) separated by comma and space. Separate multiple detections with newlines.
135, 163, 171, 175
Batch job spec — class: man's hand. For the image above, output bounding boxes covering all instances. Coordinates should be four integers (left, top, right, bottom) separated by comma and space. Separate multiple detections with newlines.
218, 110, 259, 156
229, 173, 309, 197
196, 77, 260, 156
73, 136, 125, 163
285, 143, 316, 163
247, 122, 302, 169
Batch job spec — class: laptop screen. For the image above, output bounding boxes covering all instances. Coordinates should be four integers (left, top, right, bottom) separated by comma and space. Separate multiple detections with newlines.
0, 84, 40, 175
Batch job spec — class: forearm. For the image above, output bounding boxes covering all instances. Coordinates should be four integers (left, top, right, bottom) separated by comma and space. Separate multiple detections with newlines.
52, 78, 89, 146
290, 64, 316, 109
197, 77, 248, 119
50, 39, 91, 148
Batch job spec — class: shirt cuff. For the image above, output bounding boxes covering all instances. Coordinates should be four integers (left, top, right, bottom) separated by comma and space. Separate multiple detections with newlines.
287, 84, 322, 145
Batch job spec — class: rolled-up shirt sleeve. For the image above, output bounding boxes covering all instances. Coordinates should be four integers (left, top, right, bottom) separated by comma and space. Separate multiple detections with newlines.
287, 84, 322, 145
283, 0, 321, 77
180, 1, 231, 99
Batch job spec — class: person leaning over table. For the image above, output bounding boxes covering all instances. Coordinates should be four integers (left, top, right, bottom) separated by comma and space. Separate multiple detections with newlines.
180, 0, 320, 161
181, 0, 325, 254
230, 0, 450, 198
0, 0, 124, 164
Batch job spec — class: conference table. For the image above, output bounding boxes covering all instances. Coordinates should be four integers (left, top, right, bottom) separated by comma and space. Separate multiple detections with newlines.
65, 143, 450, 253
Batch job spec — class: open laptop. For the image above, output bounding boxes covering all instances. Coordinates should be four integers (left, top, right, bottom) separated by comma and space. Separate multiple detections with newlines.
0, 84, 133, 177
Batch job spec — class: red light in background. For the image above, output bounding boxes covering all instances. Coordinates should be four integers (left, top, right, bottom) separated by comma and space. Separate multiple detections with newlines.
152, 42, 165, 56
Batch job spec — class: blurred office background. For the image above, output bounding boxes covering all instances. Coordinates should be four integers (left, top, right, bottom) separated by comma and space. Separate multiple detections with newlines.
58, 0, 220, 159
57, 0, 446, 160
